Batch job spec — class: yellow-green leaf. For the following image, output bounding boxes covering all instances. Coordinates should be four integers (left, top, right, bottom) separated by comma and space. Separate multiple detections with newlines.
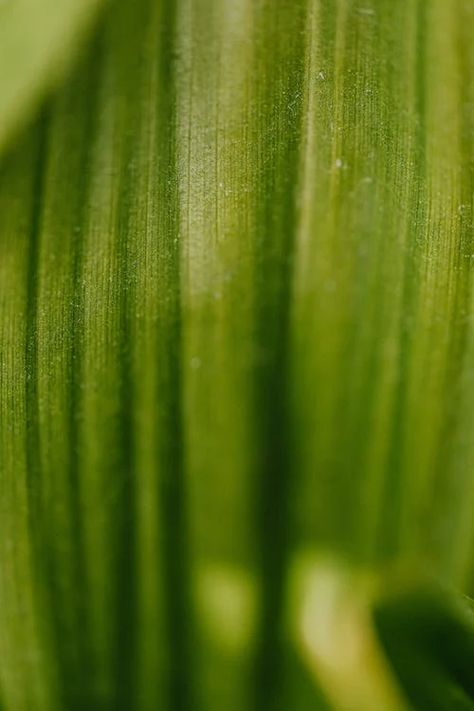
0, 0, 104, 153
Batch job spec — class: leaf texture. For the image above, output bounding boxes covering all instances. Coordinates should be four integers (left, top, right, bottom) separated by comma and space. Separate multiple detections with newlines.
0, 0, 473, 708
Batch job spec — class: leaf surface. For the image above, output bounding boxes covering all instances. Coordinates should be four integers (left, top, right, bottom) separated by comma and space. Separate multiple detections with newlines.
0, 0, 473, 708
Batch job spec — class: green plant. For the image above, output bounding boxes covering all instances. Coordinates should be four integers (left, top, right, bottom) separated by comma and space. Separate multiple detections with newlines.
0, 0, 473, 709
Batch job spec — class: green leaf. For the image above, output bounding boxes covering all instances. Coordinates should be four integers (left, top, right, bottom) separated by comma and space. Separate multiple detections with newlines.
374, 582, 474, 710
291, 0, 474, 584
289, 556, 474, 710
0, 0, 104, 153
0, 0, 473, 708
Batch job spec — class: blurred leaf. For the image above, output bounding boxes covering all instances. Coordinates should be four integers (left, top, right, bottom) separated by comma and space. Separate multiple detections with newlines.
290, 557, 474, 711
375, 582, 474, 710
0, 0, 105, 153
289, 555, 408, 711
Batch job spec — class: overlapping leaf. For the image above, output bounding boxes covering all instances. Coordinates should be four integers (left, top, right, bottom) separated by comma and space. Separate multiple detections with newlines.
0, 0, 104, 152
